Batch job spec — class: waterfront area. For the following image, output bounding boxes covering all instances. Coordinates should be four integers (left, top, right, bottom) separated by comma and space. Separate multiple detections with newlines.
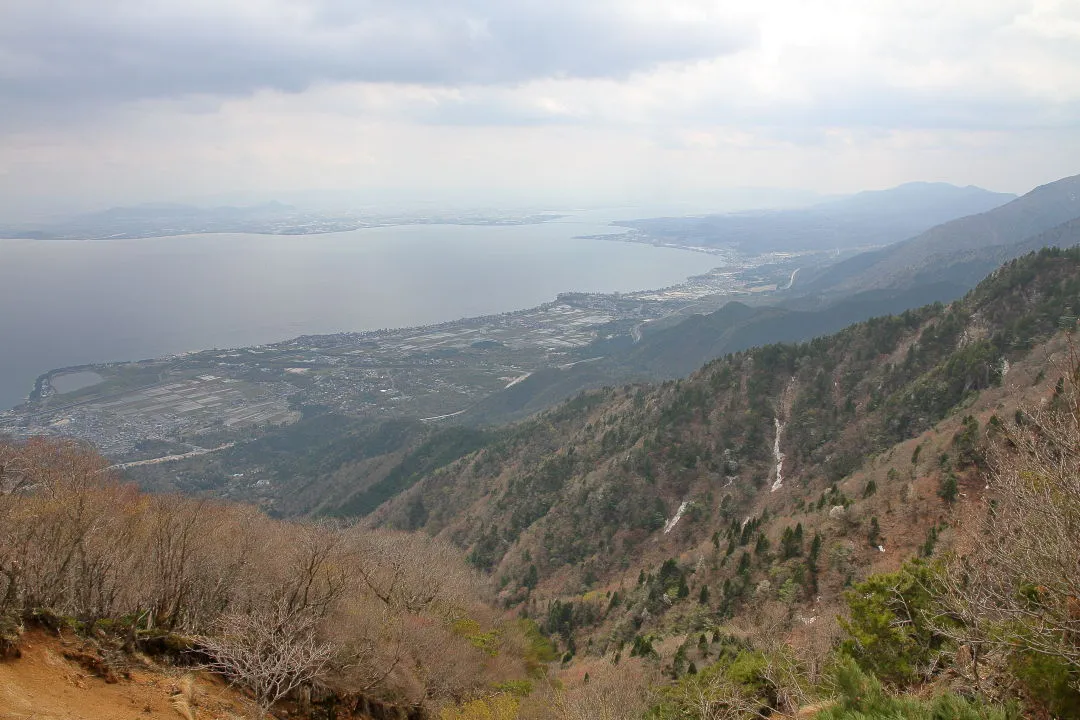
0, 247, 817, 460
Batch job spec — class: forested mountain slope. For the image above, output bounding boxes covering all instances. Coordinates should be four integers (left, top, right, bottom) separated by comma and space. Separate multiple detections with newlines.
367, 248, 1080, 602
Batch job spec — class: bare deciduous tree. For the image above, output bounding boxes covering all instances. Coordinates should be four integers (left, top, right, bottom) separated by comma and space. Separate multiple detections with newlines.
199, 598, 334, 718
674, 670, 765, 720
0, 436, 523, 713
551, 658, 654, 720
350, 529, 476, 617
935, 344, 1080, 675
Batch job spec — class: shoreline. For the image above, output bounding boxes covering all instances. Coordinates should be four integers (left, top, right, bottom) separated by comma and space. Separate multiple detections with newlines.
0, 214, 577, 243
4, 250, 732, 413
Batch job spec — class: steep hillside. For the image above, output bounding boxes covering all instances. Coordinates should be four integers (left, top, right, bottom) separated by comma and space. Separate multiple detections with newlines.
795, 173, 1080, 299
612, 282, 964, 378
368, 248, 1080, 607
0, 438, 538, 718
130, 414, 493, 517
0, 628, 248, 720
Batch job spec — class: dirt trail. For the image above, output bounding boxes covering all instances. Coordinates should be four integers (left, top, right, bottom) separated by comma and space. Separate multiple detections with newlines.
0, 630, 248, 720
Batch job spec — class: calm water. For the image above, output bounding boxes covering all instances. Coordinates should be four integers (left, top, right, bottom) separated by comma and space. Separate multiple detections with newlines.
0, 220, 716, 410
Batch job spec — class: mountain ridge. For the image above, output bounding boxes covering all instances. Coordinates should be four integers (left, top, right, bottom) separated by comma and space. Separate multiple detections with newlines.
364, 248, 1080, 604
617, 181, 1015, 254
794, 173, 1080, 299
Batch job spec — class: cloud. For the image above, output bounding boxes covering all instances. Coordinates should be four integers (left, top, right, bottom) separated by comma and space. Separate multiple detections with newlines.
0, 0, 1078, 215
0, 0, 752, 107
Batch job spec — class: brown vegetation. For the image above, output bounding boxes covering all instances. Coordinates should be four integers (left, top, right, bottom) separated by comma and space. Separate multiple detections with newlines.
934, 340, 1080, 688
0, 437, 530, 716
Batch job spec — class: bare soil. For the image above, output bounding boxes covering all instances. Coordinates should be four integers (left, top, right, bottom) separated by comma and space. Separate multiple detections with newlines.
0, 629, 251, 720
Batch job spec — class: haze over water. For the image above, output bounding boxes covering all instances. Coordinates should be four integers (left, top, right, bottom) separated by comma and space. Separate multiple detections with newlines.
0, 220, 717, 410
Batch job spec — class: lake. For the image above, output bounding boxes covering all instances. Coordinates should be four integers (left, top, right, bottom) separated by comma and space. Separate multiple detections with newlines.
0, 219, 717, 410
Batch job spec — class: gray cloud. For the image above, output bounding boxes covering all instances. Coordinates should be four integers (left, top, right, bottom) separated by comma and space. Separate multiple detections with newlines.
0, 0, 752, 108
2, 0, 1078, 216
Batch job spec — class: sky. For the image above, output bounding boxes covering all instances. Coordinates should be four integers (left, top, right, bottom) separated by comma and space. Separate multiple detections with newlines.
1, 0, 1079, 218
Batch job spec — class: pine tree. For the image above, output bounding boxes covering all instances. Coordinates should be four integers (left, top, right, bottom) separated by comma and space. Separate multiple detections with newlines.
868, 516, 882, 547
780, 525, 803, 559
938, 473, 958, 503
809, 533, 822, 566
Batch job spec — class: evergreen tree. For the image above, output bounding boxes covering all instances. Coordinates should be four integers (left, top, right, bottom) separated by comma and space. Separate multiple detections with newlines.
780, 525, 803, 559
868, 516, 882, 547
938, 473, 959, 503
809, 533, 822, 566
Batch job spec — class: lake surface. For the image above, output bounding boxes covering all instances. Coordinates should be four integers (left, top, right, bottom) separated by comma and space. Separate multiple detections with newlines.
0, 219, 717, 410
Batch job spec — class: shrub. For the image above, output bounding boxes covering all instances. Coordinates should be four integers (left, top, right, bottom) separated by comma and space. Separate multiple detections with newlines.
839, 562, 942, 685
817, 657, 1017, 720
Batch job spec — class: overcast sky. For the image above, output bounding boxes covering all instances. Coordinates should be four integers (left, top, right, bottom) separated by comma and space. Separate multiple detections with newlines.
1, 0, 1078, 217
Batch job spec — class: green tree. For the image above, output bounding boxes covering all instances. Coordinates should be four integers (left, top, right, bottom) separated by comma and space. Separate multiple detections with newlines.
780, 525, 803, 559
816, 657, 1017, 720
868, 516, 882, 547
839, 561, 943, 685
523, 564, 538, 590
938, 473, 958, 503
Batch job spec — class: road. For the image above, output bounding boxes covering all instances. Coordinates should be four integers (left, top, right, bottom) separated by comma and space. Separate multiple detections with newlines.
108, 443, 235, 470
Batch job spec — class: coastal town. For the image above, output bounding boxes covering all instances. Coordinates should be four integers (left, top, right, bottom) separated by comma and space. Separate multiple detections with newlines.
0, 248, 820, 461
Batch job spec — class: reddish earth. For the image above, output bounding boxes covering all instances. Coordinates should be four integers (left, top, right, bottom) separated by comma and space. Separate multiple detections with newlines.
0, 629, 251, 720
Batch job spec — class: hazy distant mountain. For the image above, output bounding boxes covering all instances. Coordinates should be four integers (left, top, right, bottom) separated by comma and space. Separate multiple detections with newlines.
795, 173, 1080, 299
0, 201, 312, 239
617, 182, 1015, 253
624, 176, 1080, 376
83, 201, 296, 222
461, 176, 1080, 422
814, 181, 1017, 217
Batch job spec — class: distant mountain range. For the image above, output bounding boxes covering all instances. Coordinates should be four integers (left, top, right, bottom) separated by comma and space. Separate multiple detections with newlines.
458, 174, 1080, 422
616, 181, 1016, 253
792, 173, 1080, 300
